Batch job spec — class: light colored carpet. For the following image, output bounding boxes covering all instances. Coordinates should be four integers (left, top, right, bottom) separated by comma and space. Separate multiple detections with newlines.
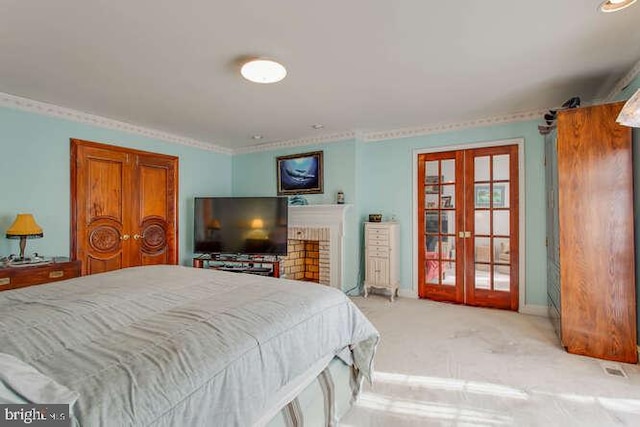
341, 296, 640, 426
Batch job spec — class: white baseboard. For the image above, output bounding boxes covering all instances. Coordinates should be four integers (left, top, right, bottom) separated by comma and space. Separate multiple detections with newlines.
519, 304, 549, 317
398, 288, 418, 299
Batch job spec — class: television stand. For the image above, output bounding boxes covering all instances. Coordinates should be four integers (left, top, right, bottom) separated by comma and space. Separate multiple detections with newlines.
193, 254, 280, 278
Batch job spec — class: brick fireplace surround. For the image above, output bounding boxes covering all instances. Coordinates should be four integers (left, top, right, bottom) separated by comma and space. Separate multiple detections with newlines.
281, 228, 330, 284
281, 205, 350, 289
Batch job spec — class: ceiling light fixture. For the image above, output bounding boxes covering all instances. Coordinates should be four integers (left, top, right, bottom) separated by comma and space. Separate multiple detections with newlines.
251, 134, 263, 140
311, 124, 324, 130
240, 59, 287, 84
616, 89, 640, 127
599, 0, 637, 13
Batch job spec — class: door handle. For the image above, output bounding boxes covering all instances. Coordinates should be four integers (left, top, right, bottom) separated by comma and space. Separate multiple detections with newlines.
133, 234, 141, 240
120, 234, 130, 241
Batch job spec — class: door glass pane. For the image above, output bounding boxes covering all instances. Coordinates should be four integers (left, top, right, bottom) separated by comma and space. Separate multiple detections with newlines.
494, 238, 510, 265
493, 266, 510, 292
493, 155, 510, 181
426, 193, 439, 209
494, 183, 509, 208
442, 233, 455, 260
426, 161, 439, 180
475, 211, 490, 236
426, 256, 441, 284
443, 261, 455, 286
474, 184, 492, 208
444, 210, 455, 236
442, 184, 455, 208
493, 210, 510, 236
442, 159, 455, 184
474, 156, 490, 182
475, 236, 491, 289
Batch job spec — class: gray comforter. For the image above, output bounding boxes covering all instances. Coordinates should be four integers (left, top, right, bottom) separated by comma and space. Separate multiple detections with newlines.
0, 265, 379, 426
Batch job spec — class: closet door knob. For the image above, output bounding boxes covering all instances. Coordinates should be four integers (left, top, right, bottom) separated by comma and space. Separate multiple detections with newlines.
133, 234, 141, 240
121, 234, 130, 241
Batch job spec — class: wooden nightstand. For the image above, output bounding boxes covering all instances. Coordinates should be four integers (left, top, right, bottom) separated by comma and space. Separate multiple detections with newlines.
0, 259, 81, 291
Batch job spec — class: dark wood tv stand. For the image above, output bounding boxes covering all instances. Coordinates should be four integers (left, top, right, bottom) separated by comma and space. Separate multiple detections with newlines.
193, 254, 280, 278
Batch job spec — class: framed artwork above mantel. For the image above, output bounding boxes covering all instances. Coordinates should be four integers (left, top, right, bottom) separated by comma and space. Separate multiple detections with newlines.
276, 151, 324, 195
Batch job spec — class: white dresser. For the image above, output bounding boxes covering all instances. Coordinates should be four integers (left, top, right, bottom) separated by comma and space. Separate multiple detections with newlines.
363, 222, 400, 301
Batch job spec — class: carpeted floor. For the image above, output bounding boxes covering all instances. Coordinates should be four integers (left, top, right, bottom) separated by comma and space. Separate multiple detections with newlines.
341, 296, 640, 427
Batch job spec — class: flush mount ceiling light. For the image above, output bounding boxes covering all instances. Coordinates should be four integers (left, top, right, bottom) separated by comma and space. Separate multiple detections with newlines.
311, 124, 324, 130
240, 59, 287, 84
599, 0, 637, 12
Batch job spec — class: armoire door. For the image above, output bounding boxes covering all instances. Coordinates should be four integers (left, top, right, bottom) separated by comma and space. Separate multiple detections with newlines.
71, 139, 178, 275
418, 145, 519, 311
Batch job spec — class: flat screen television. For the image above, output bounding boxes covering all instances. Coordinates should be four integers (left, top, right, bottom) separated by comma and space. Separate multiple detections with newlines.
194, 197, 288, 255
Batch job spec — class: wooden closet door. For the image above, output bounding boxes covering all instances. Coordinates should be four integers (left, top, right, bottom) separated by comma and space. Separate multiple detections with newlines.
71, 139, 179, 275
71, 142, 133, 275
131, 153, 178, 266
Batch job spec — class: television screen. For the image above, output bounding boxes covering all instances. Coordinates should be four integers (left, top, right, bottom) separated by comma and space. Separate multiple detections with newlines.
194, 197, 288, 255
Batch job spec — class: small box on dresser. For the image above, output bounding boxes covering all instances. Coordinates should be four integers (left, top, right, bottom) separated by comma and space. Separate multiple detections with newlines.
363, 222, 400, 301
0, 259, 81, 291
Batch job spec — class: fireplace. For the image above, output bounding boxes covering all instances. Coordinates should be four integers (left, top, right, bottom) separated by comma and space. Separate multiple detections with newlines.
281, 228, 330, 284
283, 205, 350, 289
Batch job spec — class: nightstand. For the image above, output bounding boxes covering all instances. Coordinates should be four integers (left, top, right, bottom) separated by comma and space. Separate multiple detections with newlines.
0, 259, 81, 291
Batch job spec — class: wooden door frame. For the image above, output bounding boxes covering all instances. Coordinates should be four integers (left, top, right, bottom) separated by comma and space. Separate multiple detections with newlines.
410, 138, 526, 311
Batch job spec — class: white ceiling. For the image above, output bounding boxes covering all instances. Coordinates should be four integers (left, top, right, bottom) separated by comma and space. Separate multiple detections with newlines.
1, 0, 639, 151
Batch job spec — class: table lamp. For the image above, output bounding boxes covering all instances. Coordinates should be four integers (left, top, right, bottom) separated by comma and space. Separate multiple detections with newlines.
6, 213, 43, 261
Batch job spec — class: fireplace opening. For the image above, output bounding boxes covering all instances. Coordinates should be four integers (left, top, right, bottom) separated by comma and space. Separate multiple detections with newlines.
282, 239, 319, 283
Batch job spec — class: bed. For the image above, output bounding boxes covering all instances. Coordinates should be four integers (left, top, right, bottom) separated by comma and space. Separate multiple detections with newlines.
0, 265, 379, 426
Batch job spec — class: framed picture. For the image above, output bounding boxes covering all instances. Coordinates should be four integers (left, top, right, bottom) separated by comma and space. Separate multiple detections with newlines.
475, 185, 506, 208
276, 151, 324, 195
441, 195, 452, 208
425, 175, 442, 194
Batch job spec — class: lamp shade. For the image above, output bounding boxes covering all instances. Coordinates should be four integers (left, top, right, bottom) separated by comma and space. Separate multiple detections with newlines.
251, 218, 264, 229
617, 89, 640, 128
6, 214, 43, 239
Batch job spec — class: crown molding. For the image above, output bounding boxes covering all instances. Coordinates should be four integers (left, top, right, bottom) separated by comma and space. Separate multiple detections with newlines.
362, 109, 545, 142
0, 92, 233, 155
604, 57, 640, 101
232, 131, 356, 154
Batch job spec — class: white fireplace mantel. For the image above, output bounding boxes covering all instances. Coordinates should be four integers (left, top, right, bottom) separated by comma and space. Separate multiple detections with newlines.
288, 204, 352, 289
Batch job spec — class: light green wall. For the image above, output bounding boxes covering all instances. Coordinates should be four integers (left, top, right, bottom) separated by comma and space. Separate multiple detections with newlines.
357, 121, 545, 304
0, 107, 232, 265
232, 141, 361, 292
233, 121, 547, 305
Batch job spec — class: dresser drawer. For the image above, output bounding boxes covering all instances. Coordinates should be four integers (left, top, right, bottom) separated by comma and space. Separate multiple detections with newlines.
367, 229, 389, 243
367, 247, 389, 257
0, 260, 81, 291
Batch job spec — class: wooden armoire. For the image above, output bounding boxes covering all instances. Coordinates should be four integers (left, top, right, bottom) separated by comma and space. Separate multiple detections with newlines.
545, 102, 637, 363
71, 139, 179, 275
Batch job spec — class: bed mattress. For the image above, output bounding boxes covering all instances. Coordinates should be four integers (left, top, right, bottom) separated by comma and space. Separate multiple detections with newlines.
0, 265, 379, 426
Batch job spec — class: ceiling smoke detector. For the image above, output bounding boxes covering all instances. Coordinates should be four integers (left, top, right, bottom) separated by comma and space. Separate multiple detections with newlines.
599, 0, 637, 12
240, 59, 287, 84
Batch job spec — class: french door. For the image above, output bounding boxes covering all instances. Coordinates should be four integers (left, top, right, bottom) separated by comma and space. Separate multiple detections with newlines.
417, 145, 519, 310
